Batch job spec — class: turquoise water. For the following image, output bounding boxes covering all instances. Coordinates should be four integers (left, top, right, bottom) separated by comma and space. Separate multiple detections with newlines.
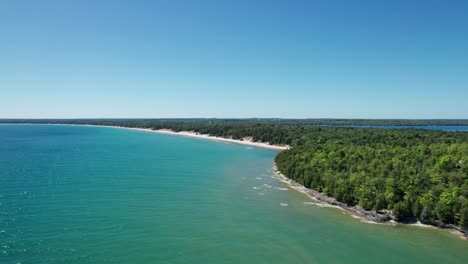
0, 125, 466, 263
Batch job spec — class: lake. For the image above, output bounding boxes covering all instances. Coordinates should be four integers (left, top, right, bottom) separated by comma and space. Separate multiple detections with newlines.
0, 125, 466, 263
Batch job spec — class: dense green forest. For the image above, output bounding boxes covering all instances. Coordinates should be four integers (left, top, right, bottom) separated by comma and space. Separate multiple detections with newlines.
2, 119, 467, 231
275, 128, 468, 230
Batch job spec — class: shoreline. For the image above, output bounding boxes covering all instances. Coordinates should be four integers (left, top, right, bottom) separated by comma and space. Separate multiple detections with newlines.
0, 123, 289, 150
1, 123, 465, 239
273, 164, 467, 240
149, 128, 289, 150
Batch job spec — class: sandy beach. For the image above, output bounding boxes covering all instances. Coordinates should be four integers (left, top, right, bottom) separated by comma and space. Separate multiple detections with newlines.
114, 127, 289, 151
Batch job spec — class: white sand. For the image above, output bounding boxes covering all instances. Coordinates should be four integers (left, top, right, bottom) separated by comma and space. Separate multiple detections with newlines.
110, 127, 289, 151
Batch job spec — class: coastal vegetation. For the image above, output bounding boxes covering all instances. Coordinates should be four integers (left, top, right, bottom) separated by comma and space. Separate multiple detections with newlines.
275, 128, 468, 230
2, 119, 467, 232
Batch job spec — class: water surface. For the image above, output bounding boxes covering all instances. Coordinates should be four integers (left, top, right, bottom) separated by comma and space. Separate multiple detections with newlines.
0, 125, 466, 263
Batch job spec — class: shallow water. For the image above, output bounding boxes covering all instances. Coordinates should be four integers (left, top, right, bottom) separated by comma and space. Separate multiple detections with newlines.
0, 125, 466, 263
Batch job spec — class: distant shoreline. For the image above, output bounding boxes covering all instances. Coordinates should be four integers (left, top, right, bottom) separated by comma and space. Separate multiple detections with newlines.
113, 126, 289, 150
134, 128, 289, 150
0, 123, 289, 151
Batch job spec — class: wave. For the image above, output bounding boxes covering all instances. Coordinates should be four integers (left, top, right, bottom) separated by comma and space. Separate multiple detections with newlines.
406, 221, 434, 228
304, 201, 342, 209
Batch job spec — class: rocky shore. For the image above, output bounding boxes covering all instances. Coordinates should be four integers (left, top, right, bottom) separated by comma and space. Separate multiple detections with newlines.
273, 164, 467, 239
273, 164, 394, 223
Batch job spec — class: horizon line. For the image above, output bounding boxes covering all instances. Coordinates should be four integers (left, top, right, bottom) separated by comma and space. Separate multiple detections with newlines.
1, 118, 468, 121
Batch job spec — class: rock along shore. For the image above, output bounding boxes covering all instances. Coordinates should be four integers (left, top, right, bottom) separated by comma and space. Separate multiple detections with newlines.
273, 164, 467, 239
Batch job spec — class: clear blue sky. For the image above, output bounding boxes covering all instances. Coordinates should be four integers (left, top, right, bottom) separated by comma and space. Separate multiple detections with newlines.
1, 0, 467, 118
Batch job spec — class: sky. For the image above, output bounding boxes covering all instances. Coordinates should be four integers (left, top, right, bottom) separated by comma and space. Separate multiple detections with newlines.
1, 0, 467, 119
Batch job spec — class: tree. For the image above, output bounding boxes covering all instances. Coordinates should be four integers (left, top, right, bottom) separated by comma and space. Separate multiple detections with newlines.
460, 206, 468, 231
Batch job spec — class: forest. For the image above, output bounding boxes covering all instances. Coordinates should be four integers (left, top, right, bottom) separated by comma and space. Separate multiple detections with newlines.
2, 119, 467, 230
275, 127, 468, 231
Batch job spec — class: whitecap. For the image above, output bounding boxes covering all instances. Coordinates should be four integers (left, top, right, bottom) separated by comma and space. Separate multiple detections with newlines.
303, 201, 342, 209
280, 203, 288, 206
275, 187, 288, 191
360, 219, 381, 225
406, 221, 434, 228
256, 177, 263, 180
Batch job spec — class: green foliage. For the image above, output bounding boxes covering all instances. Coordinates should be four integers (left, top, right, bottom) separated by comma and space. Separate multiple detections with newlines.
275, 127, 468, 227
461, 206, 468, 231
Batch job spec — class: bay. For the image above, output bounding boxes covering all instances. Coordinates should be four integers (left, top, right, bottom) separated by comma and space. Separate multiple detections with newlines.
0, 125, 466, 263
